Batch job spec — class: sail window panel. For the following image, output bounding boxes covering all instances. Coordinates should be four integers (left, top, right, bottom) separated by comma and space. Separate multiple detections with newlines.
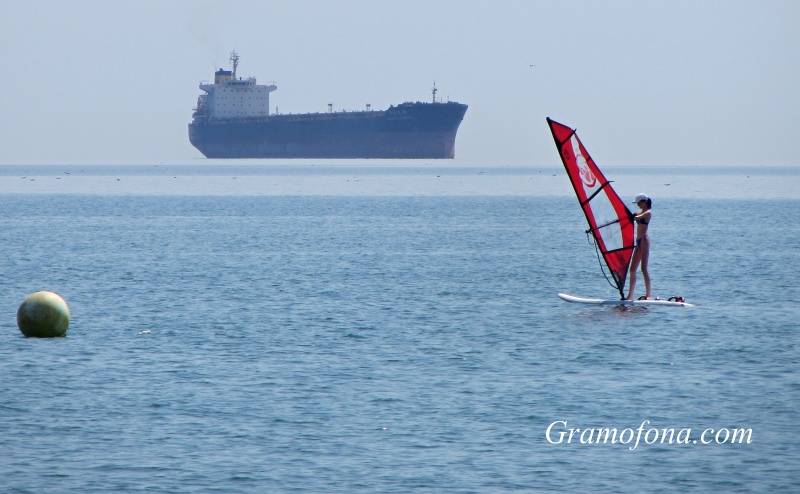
586, 193, 624, 251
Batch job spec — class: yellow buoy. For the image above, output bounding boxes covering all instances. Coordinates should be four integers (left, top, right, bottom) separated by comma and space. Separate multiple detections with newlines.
17, 291, 71, 337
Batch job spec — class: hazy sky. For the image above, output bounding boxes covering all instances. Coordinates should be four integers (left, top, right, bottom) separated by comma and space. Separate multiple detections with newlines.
1, 0, 797, 166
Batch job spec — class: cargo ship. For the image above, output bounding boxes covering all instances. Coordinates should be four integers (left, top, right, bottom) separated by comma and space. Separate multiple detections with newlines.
188, 51, 468, 159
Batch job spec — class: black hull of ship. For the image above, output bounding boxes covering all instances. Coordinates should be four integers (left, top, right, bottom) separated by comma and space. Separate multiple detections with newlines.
188, 102, 467, 159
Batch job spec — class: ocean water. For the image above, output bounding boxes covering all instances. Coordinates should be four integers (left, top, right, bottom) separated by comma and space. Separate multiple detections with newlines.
0, 164, 798, 492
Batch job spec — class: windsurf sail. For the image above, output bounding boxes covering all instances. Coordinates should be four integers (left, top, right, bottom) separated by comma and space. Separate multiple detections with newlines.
547, 118, 635, 299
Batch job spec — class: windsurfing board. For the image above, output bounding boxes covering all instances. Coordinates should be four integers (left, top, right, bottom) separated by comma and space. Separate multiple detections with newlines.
558, 293, 694, 307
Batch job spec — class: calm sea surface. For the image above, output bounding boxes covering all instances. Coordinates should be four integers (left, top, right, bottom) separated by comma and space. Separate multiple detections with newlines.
1, 164, 798, 492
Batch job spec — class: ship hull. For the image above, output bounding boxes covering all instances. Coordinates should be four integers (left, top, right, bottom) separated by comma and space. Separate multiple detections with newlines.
188, 102, 467, 159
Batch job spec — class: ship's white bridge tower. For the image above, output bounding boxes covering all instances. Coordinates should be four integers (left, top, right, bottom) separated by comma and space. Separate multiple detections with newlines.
197, 51, 276, 120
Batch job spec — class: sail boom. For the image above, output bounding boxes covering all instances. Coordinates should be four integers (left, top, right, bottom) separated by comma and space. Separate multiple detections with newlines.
586, 216, 625, 233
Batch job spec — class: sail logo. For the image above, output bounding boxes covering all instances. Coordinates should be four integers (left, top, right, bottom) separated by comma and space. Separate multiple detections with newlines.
570, 138, 597, 188
579, 159, 596, 188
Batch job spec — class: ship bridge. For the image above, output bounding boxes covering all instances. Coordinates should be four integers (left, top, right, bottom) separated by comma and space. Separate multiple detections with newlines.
197, 51, 277, 120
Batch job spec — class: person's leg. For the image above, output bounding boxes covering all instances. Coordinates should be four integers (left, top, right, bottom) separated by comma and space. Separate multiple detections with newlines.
640, 238, 651, 299
626, 247, 642, 300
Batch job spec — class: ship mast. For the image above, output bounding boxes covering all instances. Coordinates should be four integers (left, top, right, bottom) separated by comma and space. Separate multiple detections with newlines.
431, 81, 437, 103
230, 50, 239, 79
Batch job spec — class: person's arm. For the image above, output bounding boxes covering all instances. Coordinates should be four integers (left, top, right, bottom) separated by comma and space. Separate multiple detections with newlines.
636, 210, 651, 223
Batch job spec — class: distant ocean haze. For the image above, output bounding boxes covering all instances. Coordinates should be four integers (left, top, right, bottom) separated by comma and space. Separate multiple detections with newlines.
0, 164, 797, 199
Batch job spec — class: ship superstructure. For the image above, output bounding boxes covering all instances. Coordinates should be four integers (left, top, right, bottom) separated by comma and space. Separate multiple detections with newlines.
194, 51, 276, 121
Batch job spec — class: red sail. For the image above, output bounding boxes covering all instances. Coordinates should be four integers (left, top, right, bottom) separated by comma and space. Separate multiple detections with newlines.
547, 118, 635, 298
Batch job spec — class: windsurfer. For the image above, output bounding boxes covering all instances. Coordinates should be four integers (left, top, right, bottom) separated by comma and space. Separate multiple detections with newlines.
626, 193, 652, 300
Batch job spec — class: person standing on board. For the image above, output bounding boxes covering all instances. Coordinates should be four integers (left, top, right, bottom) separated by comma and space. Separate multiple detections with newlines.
626, 193, 652, 300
